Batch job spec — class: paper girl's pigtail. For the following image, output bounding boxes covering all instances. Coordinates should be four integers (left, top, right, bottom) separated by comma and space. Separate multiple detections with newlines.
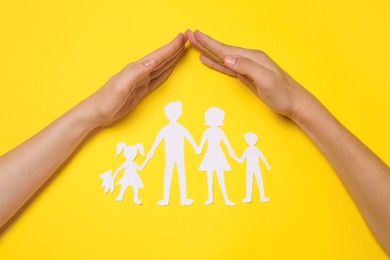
135, 143, 144, 156
116, 142, 127, 156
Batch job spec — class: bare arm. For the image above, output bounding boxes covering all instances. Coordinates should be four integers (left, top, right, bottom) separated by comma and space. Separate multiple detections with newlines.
0, 33, 187, 229
187, 30, 390, 255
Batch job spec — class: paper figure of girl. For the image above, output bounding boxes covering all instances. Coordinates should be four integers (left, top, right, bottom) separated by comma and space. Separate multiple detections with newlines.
100, 142, 149, 205
198, 107, 236, 206
235, 133, 271, 203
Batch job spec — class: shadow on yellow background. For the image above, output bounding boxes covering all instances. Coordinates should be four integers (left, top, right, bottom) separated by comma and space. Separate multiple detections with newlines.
0, 0, 389, 259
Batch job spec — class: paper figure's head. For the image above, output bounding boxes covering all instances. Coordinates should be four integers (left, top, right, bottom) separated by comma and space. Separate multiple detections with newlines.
244, 133, 258, 146
116, 142, 144, 160
164, 101, 182, 122
205, 107, 224, 126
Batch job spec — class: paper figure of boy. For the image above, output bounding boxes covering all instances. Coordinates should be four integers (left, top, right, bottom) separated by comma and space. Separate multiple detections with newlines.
100, 142, 149, 205
235, 133, 271, 203
147, 101, 198, 206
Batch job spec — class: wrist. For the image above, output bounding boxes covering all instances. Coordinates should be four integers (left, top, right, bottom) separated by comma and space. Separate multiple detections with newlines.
288, 85, 338, 139
287, 84, 323, 127
69, 101, 101, 135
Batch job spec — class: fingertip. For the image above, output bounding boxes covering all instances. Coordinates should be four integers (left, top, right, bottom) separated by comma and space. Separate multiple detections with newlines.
194, 30, 209, 41
185, 30, 195, 42
182, 31, 189, 42
170, 33, 184, 47
193, 30, 201, 40
176, 33, 184, 43
186, 30, 196, 43
185, 29, 193, 36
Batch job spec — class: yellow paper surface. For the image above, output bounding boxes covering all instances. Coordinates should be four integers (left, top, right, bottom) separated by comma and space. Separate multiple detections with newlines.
0, 0, 389, 259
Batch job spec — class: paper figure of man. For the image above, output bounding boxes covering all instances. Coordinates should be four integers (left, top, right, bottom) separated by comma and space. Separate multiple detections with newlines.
147, 101, 198, 206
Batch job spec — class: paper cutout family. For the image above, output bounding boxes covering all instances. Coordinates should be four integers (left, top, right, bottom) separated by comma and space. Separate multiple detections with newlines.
100, 101, 271, 206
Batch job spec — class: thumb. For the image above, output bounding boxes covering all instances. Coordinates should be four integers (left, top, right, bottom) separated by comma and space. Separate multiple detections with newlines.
123, 58, 157, 83
224, 56, 266, 81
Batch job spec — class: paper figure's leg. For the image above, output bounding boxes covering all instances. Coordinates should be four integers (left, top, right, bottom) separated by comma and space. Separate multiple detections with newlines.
177, 159, 193, 206
115, 185, 127, 202
205, 171, 214, 205
216, 170, 235, 206
133, 187, 142, 205
243, 171, 253, 203
158, 160, 174, 206
255, 170, 270, 202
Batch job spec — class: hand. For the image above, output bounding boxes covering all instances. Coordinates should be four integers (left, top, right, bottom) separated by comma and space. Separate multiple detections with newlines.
186, 30, 311, 118
81, 33, 187, 127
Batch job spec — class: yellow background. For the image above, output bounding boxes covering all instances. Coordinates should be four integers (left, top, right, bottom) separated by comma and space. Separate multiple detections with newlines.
0, 0, 389, 259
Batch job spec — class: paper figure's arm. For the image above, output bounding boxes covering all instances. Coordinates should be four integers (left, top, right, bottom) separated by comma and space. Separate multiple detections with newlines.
182, 127, 198, 152
220, 130, 236, 158
0, 33, 187, 229
186, 29, 390, 255
112, 163, 126, 179
257, 149, 271, 170
197, 131, 208, 154
236, 150, 248, 164
136, 157, 150, 171
148, 127, 166, 158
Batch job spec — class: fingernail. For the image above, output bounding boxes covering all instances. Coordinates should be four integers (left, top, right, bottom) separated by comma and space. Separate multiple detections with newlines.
225, 56, 237, 65
143, 59, 156, 67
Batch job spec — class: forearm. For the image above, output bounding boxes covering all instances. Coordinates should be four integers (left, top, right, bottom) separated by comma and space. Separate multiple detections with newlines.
0, 101, 97, 228
290, 89, 390, 254
0, 33, 186, 229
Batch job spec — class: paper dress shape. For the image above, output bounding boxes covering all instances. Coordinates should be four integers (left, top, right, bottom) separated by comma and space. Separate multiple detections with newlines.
198, 107, 237, 206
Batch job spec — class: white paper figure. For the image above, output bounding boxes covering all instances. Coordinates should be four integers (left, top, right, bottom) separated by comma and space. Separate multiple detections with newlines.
198, 107, 236, 206
147, 101, 198, 206
100, 170, 114, 193
100, 142, 149, 205
235, 133, 271, 203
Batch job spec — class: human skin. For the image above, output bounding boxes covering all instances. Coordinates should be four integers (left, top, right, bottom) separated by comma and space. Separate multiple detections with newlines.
186, 29, 390, 255
0, 33, 187, 229
0, 28, 389, 256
